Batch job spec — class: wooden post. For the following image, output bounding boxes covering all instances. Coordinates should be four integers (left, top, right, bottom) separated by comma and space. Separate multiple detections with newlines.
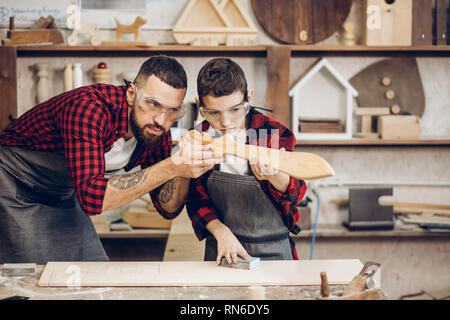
0, 47, 17, 133
266, 46, 291, 129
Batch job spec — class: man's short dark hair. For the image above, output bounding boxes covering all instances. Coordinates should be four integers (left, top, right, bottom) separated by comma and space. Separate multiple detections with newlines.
197, 58, 247, 106
134, 55, 187, 89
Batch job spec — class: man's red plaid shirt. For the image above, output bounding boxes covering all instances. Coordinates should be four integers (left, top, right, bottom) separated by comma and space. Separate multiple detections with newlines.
0, 84, 181, 218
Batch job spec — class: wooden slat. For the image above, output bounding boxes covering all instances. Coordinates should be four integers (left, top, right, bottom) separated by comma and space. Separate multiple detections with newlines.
436, 0, 449, 45
13, 45, 450, 55
412, 0, 433, 45
295, 138, 450, 146
0, 46, 17, 133
37, 259, 363, 287
266, 46, 291, 129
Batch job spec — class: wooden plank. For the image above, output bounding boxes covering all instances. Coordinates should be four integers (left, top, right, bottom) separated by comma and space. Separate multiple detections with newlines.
394, 207, 450, 217
0, 46, 17, 133
37, 259, 363, 287
355, 107, 390, 116
331, 199, 450, 214
163, 208, 204, 261
295, 138, 450, 146
266, 46, 291, 129
436, 0, 449, 45
412, 0, 433, 45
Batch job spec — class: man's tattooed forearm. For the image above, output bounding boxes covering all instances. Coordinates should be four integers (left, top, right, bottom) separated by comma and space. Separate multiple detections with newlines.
160, 179, 175, 204
109, 170, 147, 190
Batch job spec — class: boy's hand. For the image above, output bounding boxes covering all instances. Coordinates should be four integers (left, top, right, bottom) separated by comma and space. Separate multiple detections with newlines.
206, 219, 249, 265
250, 147, 285, 180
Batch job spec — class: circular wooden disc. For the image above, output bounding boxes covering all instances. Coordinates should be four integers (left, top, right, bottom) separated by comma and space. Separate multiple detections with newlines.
251, 0, 353, 44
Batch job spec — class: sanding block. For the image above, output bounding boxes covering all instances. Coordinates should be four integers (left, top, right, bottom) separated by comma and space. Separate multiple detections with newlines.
2, 263, 36, 277
220, 256, 260, 270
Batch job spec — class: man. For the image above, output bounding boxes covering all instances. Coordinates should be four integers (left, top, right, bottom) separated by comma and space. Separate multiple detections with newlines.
0, 55, 219, 263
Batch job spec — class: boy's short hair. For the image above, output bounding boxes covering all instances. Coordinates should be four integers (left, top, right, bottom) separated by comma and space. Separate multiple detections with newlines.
134, 55, 187, 89
197, 58, 247, 106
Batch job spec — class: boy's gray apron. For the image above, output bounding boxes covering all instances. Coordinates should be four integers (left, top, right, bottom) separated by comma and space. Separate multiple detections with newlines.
0, 145, 108, 264
204, 170, 292, 261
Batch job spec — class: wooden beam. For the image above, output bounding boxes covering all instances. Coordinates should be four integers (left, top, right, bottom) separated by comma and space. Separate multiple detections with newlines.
266, 45, 291, 129
0, 46, 17, 133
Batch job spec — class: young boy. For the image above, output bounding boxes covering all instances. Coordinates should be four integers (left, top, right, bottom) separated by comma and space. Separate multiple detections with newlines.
186, 58, 307, 265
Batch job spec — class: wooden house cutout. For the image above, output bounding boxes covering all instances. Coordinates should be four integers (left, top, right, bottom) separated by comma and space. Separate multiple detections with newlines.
289, 58, 358, 140
173, 0, 258, 45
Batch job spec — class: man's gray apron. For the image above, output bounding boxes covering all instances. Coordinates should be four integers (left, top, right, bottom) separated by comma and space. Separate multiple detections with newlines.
0, 145, 108, 264
204, 170, 292, 261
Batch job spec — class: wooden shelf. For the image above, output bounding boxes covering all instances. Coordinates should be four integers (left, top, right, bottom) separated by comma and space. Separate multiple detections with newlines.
95, 223, 450, 240
295, 138, 450, 146
16, 45, 268, 57
15, 44, 450, 57
289, 45, 450, 57
294, 224, 450, 238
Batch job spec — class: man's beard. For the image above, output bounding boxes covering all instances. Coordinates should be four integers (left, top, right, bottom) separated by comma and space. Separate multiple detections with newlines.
129, 106, 166, 147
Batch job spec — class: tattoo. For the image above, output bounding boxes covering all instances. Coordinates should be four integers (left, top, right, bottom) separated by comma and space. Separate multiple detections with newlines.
160, 179, 175, 204
109, 170, 147, 190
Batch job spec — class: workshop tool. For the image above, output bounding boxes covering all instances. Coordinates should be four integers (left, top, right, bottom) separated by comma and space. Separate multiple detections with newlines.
318, 262, 382, 300
2, 16, 63, 46
220, 256, 261, 270
343, 261, 380, 296
2, 263, 36, 277
343, 188, 395, 230
189, 130, 335, 180
320, 272, 330, 298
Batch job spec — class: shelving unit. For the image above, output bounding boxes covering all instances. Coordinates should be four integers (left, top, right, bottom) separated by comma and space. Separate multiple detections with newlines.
1, 44, 449, 141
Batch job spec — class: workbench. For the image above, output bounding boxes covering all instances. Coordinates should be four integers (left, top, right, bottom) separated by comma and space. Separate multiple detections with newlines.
0, 264, 386, 300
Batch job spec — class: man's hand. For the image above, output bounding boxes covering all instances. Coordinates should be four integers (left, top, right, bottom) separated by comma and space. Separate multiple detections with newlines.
170, 132, 224, 179
206, 219, 249, 265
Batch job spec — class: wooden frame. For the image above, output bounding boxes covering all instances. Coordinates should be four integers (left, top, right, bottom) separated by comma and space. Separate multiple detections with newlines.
289, 58, 358, 140
172, 0, 257, 46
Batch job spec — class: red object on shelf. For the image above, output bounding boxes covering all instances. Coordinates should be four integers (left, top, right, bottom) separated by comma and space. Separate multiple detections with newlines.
97, 62, 107, 69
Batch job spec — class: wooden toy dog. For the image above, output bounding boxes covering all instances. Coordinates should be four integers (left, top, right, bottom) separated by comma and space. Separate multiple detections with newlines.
115, 16, 147, 41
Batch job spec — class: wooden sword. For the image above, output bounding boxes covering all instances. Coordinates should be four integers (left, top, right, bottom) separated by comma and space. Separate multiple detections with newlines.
188, 130, 335, 180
